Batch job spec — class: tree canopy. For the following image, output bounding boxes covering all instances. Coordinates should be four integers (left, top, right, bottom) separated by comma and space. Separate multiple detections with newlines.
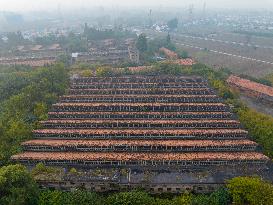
227, 177, 273, 205
0, 164, 39, 205
136, 33, 148, 52
0, 64, 69, 165
167, 18, 179, 31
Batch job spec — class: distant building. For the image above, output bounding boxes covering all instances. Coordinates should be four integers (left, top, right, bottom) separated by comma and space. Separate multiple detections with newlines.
172, 58, 195, 66
12, 76, 271, 193
1, 36, 8, 43
0, 57, 56, 67
0, 44, 64, 67
74, 39, 139, 65
128, 44, 139, 64
227, 75, 273, 104
159, 47, 178, 60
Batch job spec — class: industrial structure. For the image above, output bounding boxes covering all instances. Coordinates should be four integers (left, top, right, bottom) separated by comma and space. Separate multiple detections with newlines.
12, 75, 271, 193
0, 44, 64, 67
73, 39, 139, 65
227, 75, 273, 104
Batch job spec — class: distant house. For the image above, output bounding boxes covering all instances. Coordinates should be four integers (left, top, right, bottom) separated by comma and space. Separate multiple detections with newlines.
0, 43, 64, 67
159, 47, 178, 60
1, 36, 8, 43
173, 58, 195, 66
0, 57, 56, 67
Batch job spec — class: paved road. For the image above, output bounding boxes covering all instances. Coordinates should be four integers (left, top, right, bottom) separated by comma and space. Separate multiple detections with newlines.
142, 29, 273, 66
175, 42, 273, 65
173, 33, 273, 50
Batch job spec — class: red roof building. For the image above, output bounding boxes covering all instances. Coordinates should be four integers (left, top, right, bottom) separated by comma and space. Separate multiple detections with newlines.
227, 75, 273, 102
159, 47, 179, 60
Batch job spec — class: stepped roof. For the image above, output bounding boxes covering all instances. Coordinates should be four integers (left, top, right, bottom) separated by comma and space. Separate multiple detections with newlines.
12, 152, 268, 161
33, 128, 247, 135
12, 75, 269, 169
22, 139, 257, 147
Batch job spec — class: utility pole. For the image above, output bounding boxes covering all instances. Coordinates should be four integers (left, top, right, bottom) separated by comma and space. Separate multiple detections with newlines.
148, 9, 153, 27
189, 4, 194, 21
128, 168, 131, 183
203, 2, 207, 19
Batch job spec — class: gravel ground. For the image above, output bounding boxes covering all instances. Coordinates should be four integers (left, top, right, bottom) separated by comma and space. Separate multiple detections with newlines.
240, 95, 273, 117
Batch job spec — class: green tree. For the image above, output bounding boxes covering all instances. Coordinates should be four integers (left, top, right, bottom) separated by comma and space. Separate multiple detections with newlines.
167, 18, 178, 31
82, 70, 93, 77
192, 188, 230, 205
174, 193, 192, 205
227, 177, 273, 205
192, 195, 210, 205
106, 191, 154, 205
70, 190, 104, 205
34, 102, 48, 121
236, 108, 273, 157
0, 72, 30, 102
154, 62, 182, 75
69, 168, 78, 174
56, 54, 71, 67
6, 31, 28, 46
136, 34, 148, 52
64, 32, 87, 53
0, 64, 69, 165
176, 49, 189, 59
0, 164, 39, 205
209, 188, 230, 205
166, 33, 171, 45
265, 73, 273, 84
39, 189, 104, 205
38, 190, 64, 205
96, 67, 113, 77
31, 162, 48, 176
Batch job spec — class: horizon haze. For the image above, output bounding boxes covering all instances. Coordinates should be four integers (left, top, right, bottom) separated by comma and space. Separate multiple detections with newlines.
1, 0, 273, 12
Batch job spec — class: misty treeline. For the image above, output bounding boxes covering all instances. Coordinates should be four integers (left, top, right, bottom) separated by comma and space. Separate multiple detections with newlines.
0, 25, 136, 54
35, 26, 135, 53
136, 33, 188, 63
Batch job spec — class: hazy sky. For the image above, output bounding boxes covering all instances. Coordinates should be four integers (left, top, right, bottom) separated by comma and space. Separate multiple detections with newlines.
1, 0, 273, 12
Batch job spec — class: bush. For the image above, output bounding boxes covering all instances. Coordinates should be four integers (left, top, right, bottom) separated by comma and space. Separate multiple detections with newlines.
176, 49, 189, 59
31, 163, 63, 181
173, 193, 192, 205
236, 108, 273, 157
0, 64, 69, 165
69, 168, 78, 174
153, 62, 183, 75
81, 70, 93, 77
227, 177, 273, 205
39, 190, 104, 205
0, 164, 39, 205
192, 188, 230, 205
96, 67, 113, 77
105, 191, 154, 205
